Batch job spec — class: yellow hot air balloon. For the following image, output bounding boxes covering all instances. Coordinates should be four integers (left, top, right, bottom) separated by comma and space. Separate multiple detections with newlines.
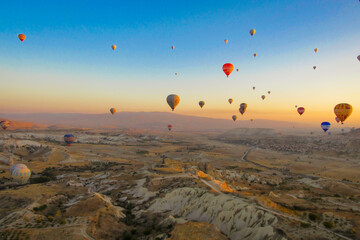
171, 46, 175, 50
249, 29, 256, 36
167, 94, 180, 111
232, 115, 237, 122
334, 103, 353, 124
228, 98, 233, 104
224, 39, 228, 44
199, 101, 205, 109
111, 45, 116, 50
314, 48, 318, 53
110, 108, 116, 115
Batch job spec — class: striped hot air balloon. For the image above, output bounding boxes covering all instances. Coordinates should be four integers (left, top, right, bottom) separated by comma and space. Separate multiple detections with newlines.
11, 164, 31, 184
64, 134, 75, 146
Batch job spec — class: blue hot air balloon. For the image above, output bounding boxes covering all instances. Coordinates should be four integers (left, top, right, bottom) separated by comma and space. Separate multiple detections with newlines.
64, 134, 75, 146
321, 122, 331, 132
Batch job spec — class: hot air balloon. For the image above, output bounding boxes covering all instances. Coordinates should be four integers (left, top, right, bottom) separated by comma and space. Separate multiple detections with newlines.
11, 164, 31, 184
239, 102, 247, 115
199, 101, 205, 108
313, 66, 317, 70
295, 105, 297, 108
261, 95, 265, 100
249, 29, 256, 36
171, 46, 175, 50
357, 55, 360, 62
64, 134, 75, 146
253, 86, 255, 90
232, 115, 237, 122
110, 108, 116, 115
297, 107, 305, 116
250, 119, 254, 122
0, 120, 10, 130
334, 103, 353, 124
335, 117, 340, 123
228, 98, 233, 104
18, 34, 26, 42
268, 91, 271, 94
223, 63, 234, 77
111, 45, 116, 50
253, 53, 257, 58
321, 122, 331, 132
168, 125, 172, 131
236, 69, 239, 72
10, 164, 27, 175
314, 48, 318, 53
224, 39, 228, 44
167, 94, 180, 111
175, 73, 178, 76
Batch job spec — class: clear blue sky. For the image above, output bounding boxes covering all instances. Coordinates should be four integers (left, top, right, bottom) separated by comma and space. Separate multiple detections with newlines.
0, 0, 359, 124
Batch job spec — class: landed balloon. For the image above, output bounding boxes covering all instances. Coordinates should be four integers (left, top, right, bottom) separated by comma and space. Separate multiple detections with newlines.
232, 115, 237, 122
0, 120, 10, 130
224, 39, 228, 44
249, 29, 256, 36
199, 101, 205, 108
171, 46, 175, 50
314, 48, 318, 53
261, 95, 265, 100
111, 45, 116, 50
335, 117, 340, 123
334, 103, 353, 124
321, 122, 331, 132
253, 53, 257, 58
11, 164, 31, 184
167, 94, 180, 111
18, 34, 26, 42
110, 108, 116, 115
64, 134, 75, 146
223, 63, 234, 77
228, 98, 233, 104
297, 107, 305, 116
168, 125, 172, 131
313, 66, 317, 70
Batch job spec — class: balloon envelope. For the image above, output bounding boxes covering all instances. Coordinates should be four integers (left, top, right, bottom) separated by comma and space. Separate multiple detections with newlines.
253, 53, 257, 58
297, 107, 305, 116
0, 120, 10, 130
167, 94, 180, 111
224, 39, 228, 44
228, 98, 233, 104
232, 115, 237, 121
199, 101, 205, 108
18, 34, 26, 42
111, 45, 116, 50
223, 63, 234, 77
249, 29, 256, 36
313, 66, 317, 70
11, 164, 31, 184
171, 46, 175, 50
261, 95, 265, 100
10, 164, 27, 174
321, 122, 331, 132
357, 55, 360, 62
64, 134, 75, 146
335, 117, 340, 123
314, 48, 318, 53
110, 108, 116, 115
334, 103, 353, 124
168, 125, 172, 131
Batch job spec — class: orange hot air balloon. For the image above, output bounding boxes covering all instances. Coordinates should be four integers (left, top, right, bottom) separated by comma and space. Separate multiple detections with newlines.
18, 34, 26, 42
224, 39, 228, 44
232, 115, 237, 122
110, 108, 116, 115
253, 53, 257, 58
167, 94, 180, 111
228, 98, 233, 104
297, 107, 305, 116
111, 45, 116, 50
222, 63, 234, 77
171, 46, 175, 50
199, 101, 205, 109
314, 48, 318, 53
334, 103, 353, 124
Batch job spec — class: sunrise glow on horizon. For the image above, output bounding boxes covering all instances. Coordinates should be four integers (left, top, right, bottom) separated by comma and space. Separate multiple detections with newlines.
0, 1, 359, 126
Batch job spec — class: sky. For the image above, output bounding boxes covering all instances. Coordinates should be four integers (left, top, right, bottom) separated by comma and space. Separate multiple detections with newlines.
0, 0, 359, 126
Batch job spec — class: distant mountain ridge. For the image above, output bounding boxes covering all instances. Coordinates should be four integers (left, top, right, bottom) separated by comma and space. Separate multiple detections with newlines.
0, 112, 314, 132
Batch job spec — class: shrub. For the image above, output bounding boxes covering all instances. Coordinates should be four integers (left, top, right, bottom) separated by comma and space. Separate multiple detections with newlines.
308, 213, 320, 221
301, 222, 311, 228
323, 221, 334, 229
